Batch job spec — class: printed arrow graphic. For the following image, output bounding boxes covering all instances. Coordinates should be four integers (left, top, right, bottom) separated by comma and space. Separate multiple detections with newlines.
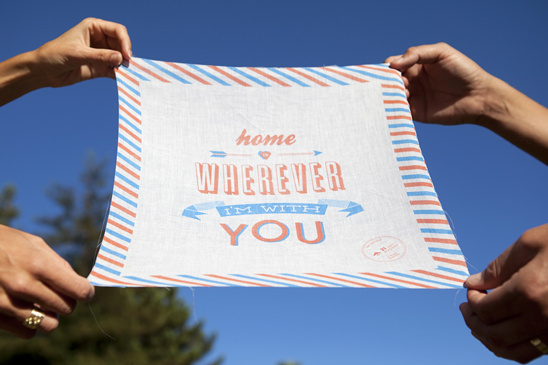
211, 150, 322, 158
318, 199, 364, 217
182, 201, 225, 220
210, 151, 252, 158
183, 200, 364, 220
279, 150, 323, 157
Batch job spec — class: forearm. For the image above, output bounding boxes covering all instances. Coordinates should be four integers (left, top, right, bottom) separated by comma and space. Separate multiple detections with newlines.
0, 50, 48, 106
479, 76, 548, 165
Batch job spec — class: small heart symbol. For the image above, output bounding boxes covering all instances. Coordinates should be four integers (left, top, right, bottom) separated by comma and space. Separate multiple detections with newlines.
259, 151, 271, 160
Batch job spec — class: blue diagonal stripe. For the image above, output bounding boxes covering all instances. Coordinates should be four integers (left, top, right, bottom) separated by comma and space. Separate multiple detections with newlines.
100, 245, 127, 260
94, 263, 121, 276
118, 134, 142, 153
422, 228, 454, 235
408, 191, 437, 197
109, 211, 135, 227
187, 64, 231, 86
280, 274, 348, 287
120, 115, 142, 134
335, 273, 405, 288
232, 274, 299, 287
304, 67, 349, 85
387, 272, 461, 288
397, 156, 424, 162
389, 123, 415, 129
392, 139, 419, 145
112, 191, 138, 208
341, 66, 403, 83
124, 276, 173, 285
177, 275, 239, 286
428, 247, 463, 254
228, 67, 270, 86
436, 266, 469, 277
115, 172, 139, 190
117, 78, 141, 97
269, 68, 310, 87
117, 152, 141, 171
383, 92, 407, 98
413, 209, 446, 215
142, 59, 191, 84
402, 174, 431, 180
385, 108, 411, 113
119, 96, 141, 115
124, 67, 150, 81
105, 228, 131, 243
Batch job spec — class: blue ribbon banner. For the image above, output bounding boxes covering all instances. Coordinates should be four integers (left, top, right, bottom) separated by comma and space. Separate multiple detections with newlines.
182, 200, 363, 220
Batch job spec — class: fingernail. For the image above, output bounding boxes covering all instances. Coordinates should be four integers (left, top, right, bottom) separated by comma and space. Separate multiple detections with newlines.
465, 273, 481, 287
110, 53, 122, 66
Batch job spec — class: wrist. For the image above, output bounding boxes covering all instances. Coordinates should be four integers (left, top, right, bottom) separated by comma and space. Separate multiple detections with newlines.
476, 74, 548, 165
475, 75, 510, 130
0, 50, 48, 106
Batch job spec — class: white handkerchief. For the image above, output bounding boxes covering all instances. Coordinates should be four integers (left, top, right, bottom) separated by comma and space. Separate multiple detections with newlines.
89, 58, 468, 288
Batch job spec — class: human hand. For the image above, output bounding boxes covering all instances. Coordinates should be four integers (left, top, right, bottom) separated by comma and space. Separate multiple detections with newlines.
386, 43, 495, 126
460, 224, 548, 363
33, 17, 132, 88
0, 225, 94, 339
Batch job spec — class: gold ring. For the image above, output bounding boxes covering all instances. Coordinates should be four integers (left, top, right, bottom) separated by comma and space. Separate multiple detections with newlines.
530, 338, 548, 354
22, 309, 46, 330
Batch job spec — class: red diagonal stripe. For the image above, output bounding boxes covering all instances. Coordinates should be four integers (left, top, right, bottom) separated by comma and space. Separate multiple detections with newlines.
117, 86, 141, 106
152, 275, 213, 287
411, 270, 465, 283
248, 67, 291, 86
118, 142, 141, 162
129, 59, 170, 82
119, 105, 142, 125
116, 69, 139, 85
433, 256, 467, 267
321, 67, 368, 83
286, 68, 330, 87
111, 201, 137, 218
166, 62, 212, 85
361, 273, 436, 288
208, 65, 252, 86
97, 253, 124, 268
206, 274, 270, 287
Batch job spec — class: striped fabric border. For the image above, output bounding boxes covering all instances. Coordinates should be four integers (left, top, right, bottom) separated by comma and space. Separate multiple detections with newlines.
89, 58, 469, 288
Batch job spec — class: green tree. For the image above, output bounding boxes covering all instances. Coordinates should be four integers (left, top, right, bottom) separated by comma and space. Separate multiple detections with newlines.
0, 185, 19, 226
0, 158, 222, 365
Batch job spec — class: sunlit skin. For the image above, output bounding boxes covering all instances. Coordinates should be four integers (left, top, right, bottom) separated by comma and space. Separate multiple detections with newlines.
0, 18, 131, 338
388, 42, 548, 363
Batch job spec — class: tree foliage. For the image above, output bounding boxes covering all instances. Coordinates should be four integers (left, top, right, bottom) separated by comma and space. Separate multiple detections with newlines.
0, 185, 19, 226
0, 157, 222, 365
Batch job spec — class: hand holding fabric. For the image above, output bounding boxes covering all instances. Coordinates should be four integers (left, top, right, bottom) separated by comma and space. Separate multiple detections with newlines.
385, 42, 492, 126
34, 17, 132, 87
388, 43, 548, 362
0, 18, 132, 105
460, 224, 548, 363
387, 42, 548, 164
0, 225, 94, 338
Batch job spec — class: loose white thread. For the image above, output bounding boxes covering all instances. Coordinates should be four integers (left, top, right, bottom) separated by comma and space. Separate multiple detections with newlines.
88, 303, 116, 341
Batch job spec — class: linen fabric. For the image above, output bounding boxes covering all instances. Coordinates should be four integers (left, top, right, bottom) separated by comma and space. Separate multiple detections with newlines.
88, 58, 469, 288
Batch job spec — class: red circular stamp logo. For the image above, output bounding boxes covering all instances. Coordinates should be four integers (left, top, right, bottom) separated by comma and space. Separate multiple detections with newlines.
362, 236, 406, 262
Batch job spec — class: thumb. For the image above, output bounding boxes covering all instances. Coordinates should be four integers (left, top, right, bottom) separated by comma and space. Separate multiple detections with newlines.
465, 234, 539, 290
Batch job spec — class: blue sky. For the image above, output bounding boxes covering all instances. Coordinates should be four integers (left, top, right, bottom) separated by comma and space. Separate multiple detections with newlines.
1, 1, 548, 364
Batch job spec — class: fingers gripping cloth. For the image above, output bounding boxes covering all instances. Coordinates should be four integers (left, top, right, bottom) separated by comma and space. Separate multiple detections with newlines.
88, 58, 469, 288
